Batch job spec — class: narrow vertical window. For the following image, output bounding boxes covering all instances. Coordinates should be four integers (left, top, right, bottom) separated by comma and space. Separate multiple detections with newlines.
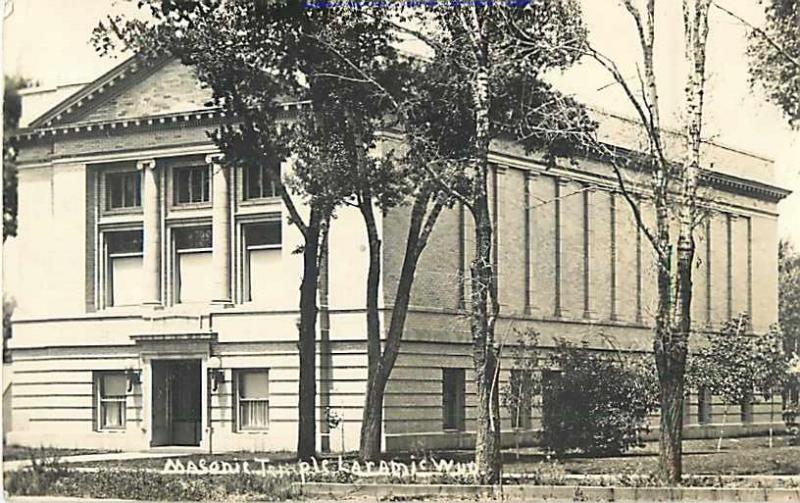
740, 392, 753, 424
509, 369, 533, 430
96, 373, 127, 430
236, 370, 270, 430
541, 369, 561, 429
442, 368, 465, 431
698, 387, 712, 424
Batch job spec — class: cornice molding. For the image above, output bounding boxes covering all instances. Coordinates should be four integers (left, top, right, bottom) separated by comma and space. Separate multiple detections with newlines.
15, 101, 310, 145
700, 170, 790, 204
15, 68, 788, 206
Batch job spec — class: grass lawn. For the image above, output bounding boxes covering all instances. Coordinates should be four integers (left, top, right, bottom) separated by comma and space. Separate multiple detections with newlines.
507, 436, 799, 476
65, 436, 799, 476
2, 445, 119, 462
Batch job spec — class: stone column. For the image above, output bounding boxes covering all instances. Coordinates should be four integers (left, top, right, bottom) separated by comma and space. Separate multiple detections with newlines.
209, 154, 232, 306
138, 159, 161, 308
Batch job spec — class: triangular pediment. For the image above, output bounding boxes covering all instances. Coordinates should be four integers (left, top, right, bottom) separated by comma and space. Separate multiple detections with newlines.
30, 55, 214, 128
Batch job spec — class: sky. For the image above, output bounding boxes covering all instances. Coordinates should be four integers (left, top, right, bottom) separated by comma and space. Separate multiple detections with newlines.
1, 0, 798, 243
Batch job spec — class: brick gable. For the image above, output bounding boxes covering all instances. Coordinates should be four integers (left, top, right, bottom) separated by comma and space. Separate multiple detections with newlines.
75, 59, 213, 123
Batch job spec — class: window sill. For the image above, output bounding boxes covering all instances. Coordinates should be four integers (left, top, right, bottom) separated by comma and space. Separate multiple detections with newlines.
239, 197, 281, 207
171, 202, 212, 211
102, 207, 143, 217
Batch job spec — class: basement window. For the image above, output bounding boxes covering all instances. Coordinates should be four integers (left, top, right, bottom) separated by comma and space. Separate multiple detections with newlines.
442, 368, 466, 431
698, 387, 712, 425
509, 369, 533, 430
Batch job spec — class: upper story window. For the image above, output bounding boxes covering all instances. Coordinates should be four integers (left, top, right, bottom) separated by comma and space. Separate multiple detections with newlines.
243, 163, 279, 201
174, 165, 210, 205
175, 226, 213, 250
174, 226, 213, 304
105, 229, 143, 307
106, 171, 141, 210
243, 221, 282, 304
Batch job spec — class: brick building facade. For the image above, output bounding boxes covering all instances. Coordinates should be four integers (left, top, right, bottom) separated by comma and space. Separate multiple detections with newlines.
5, 55, 791, 453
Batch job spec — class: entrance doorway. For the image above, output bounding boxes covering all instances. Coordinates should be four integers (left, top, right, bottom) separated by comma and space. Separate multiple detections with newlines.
151, 360, 202, 447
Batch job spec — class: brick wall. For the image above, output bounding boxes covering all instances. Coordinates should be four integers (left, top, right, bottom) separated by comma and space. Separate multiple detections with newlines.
382, 160, 782, 342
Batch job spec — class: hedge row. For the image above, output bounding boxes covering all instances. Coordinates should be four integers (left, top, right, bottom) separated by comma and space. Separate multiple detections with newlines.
4, 467, 302, 501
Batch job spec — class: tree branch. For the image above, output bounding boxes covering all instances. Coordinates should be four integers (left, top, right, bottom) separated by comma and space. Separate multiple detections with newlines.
712, 2, 800, 70
415, 191, 447, 257
278, 183, 309, 239
305, 33, 401, 111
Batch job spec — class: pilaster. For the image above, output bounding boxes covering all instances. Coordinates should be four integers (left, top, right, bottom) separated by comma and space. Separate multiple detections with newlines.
209, 153, 232, 307
138, 159, 161, 309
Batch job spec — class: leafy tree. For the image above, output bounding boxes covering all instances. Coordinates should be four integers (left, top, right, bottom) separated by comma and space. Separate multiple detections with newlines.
779, 240, 800, 407
3, 75, 31, 363
394, 1, 593, 482
780, 240, 800, 360
95, 1, 451, 462
746, 0, 800, 127
94, 0, 406, 459
4, 75, 25, 242
687, 313, 790, 450
3, 296, 15, 363
98, 3, 592, 470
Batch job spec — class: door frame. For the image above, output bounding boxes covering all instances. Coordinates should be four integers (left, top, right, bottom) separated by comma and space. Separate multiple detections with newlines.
140, 351, 209, 450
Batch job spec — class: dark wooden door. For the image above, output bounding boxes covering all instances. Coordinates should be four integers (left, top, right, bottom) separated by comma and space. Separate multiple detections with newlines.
170, 360, 201, 446
150, 360, 201, 447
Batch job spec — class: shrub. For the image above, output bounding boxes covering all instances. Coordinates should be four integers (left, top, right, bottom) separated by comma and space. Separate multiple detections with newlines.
541, 340, 658, 456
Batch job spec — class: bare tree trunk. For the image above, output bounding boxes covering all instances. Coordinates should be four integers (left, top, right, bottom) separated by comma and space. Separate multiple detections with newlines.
656, 361, 685, 482
574, 0, 709, 485
654, 237, 684, 483
360, 191, 445, 461
657, 0, 710, 480
471, 188, 501, 484
359, 192, 384, 460
470, 54, 502, 484
297, 209, 323, 461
